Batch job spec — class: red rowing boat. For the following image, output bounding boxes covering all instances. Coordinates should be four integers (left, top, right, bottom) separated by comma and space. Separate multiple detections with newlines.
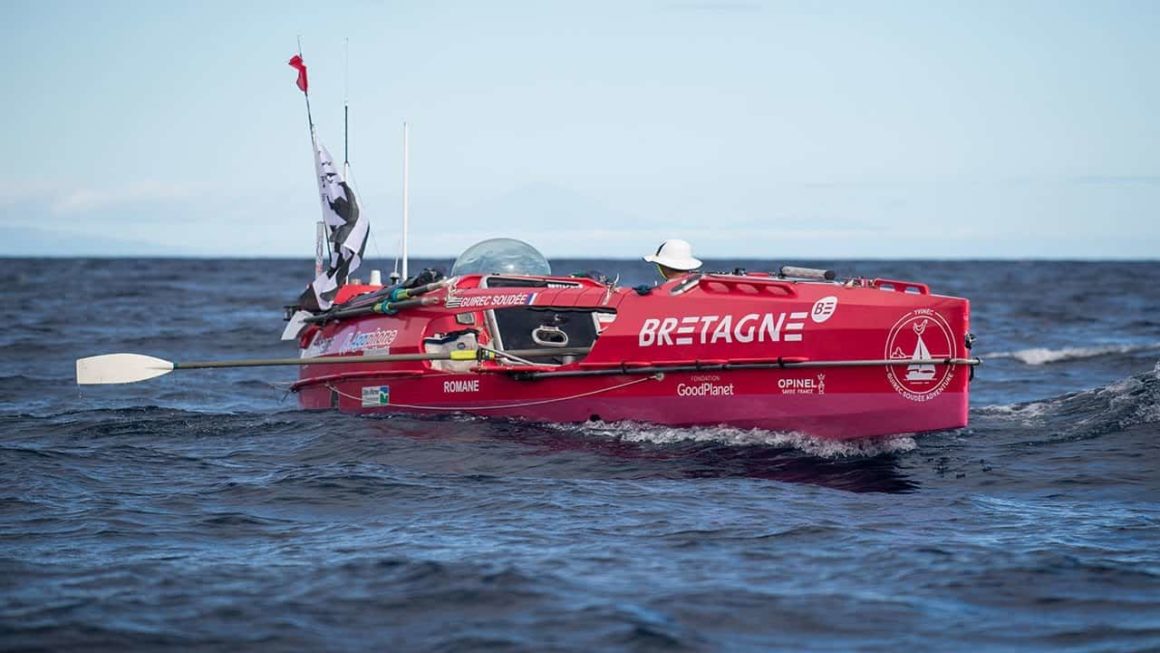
290, 240, 979, 440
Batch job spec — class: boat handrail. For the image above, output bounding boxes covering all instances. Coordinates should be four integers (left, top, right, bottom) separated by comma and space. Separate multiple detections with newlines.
870, 278, 930, 295
699, 275, 798, 297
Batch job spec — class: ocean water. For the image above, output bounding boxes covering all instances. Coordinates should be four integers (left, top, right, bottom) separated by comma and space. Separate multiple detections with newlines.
1, 257, 1158, 652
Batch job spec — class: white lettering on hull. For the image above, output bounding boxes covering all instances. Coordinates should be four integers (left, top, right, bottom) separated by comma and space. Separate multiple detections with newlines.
443, 379, 480, 393
639, 311, 806, 347
676, 382, 735, 397
777, 374, 827, 395
341, 328, 399, 354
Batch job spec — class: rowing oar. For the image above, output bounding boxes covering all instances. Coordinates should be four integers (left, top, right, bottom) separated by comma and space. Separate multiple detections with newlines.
76, 347, 592, 385
304, 277, 453, 325
304, 295, 440, 324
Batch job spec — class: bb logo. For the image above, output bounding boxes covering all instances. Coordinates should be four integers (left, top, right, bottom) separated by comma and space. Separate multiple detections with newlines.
884, 310, 955, 402
811, 296, 838, 323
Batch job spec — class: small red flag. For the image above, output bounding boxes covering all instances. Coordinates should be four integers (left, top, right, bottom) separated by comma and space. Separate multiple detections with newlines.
288, 55, 308, 93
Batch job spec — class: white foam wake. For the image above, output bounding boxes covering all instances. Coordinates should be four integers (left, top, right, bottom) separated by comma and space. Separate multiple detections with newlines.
555, 420, 918, 459
987, 343, 1160, 366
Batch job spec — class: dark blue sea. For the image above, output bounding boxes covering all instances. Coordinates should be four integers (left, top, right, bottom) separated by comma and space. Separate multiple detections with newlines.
2, 258, 1158, 652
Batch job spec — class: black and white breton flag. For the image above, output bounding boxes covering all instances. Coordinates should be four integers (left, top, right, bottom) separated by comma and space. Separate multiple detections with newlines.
297, 132, 369, 312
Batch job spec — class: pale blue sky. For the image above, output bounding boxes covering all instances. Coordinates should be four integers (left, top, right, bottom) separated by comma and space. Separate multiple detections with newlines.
2, 0, 1157, 259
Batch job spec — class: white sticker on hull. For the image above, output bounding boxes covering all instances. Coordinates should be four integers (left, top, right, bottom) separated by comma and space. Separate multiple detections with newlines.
302, 334, 336, 358
811, 296, 839, 323
305, 328, 399, 357
885, 309, 955, 402
342, 328, 398, 354
445, 293, 536, 309
361, 386, 390, 407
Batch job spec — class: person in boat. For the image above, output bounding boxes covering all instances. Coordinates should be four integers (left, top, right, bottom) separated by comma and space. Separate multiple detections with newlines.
644, 239, 703, 280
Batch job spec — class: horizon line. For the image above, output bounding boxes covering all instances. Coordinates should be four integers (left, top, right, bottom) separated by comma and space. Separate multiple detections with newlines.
4, 254, 1158, 263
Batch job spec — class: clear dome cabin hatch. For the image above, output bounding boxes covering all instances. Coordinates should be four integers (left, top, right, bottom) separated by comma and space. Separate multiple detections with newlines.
442, 237, 605, 367
450, 238, 552, 277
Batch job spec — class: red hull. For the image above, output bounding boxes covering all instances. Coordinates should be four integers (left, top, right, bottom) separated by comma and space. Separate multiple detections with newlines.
293, 273, 975, 440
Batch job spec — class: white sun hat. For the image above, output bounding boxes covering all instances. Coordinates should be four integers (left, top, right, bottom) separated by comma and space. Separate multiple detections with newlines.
643, 239, 702, 271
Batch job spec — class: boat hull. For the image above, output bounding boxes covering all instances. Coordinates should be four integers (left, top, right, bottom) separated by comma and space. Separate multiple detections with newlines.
293, 272, 976, 440
296, 367, 968, 439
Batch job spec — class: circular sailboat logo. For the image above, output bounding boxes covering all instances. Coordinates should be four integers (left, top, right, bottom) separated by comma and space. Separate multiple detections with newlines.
884, 310, 955, 401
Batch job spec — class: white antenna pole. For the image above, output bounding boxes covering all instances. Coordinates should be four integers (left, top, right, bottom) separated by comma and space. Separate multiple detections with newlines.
402, 121, 410, 281
343, 37, 350, 180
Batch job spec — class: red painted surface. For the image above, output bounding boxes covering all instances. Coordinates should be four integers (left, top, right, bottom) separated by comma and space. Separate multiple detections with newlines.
332, 284, 382, 305
293, 273, 975, 440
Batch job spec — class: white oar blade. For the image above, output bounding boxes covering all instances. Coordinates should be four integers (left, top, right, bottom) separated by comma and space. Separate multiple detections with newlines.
281, 309, 310, 341
76, 354, 175, 385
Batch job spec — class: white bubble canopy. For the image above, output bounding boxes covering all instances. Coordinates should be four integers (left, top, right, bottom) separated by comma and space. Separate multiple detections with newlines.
450, 238, 552, 276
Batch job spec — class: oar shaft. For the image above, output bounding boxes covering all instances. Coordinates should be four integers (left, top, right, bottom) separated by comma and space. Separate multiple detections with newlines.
512, 357, 983, 380
172, 347, 593, 371
174, 352, 442, 369
788, 357, 981, 369
175, 354, 978, 372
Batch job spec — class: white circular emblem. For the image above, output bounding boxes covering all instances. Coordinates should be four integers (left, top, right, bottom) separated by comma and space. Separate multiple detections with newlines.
810, 296, 839, 323
884, 310, 956, 402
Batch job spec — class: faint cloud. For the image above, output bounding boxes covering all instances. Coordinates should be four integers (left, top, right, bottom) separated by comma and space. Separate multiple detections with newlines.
1071, 175, 1160, 186
1, 179, 202, 216
661, 1, 761, 13
0, 181, 59, 208
51, 181, 200, 214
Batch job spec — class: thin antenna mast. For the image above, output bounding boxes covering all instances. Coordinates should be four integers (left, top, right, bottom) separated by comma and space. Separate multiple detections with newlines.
402, 121, 410, 281
343, 37, 350, 178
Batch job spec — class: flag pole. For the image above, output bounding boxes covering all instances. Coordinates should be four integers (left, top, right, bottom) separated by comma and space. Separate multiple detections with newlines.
296, 36, 315, 134
294, 37, 330, 269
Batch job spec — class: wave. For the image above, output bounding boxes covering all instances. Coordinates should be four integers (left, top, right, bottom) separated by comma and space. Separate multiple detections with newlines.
977, 361, 1160, 433
554, 420, 918, 458
987, 343, 1160, 365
